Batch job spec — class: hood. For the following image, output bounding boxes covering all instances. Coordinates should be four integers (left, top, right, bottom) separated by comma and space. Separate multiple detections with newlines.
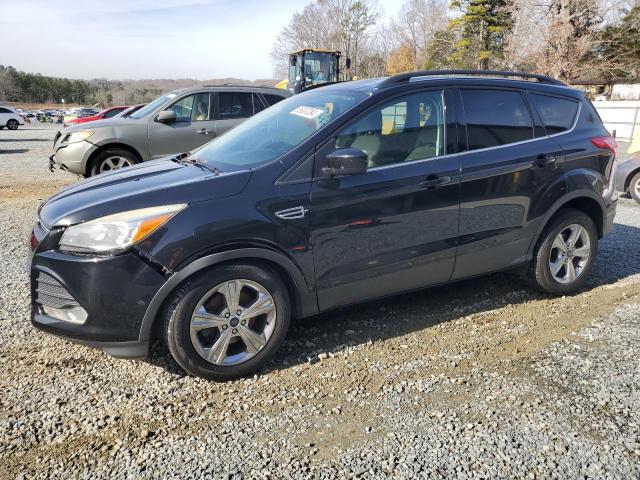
39, 159, 251, 227
62, 117, 132, 133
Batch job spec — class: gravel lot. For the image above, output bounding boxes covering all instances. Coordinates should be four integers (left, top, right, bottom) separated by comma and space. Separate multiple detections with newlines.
1, 124, 639, 479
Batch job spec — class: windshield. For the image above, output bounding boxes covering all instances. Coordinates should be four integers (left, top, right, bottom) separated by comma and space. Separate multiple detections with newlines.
289, 52, 337, 86
129, 93, 175, 119
189, 89, 366, 172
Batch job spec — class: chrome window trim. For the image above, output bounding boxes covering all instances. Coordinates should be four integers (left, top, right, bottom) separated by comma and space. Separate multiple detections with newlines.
367, 96, 582, 173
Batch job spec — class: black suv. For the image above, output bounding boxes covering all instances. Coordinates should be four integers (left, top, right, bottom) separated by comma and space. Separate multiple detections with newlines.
29, 70, 618, 380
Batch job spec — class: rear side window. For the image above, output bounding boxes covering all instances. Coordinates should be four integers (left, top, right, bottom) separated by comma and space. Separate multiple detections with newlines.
529, 93, 579, 134
263, 94, 286, 106
461, 89, 533, 150
218, 92, 253, 119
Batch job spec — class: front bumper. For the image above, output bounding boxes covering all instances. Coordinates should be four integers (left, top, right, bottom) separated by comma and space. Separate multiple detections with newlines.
30, 245, 167, 358
49, 139, 97, 175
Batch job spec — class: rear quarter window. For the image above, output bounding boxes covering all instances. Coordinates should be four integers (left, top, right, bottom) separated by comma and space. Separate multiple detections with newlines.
529, 93, 579, 134
263, 94, 286, 106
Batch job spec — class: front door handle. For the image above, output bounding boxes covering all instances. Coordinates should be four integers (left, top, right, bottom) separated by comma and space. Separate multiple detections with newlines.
420, 175, 451, 190
534, 155, 557, 168
197, 128, 212, 135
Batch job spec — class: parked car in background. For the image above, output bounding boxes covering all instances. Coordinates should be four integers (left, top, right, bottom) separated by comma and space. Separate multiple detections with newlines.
116, 103, 146, 118
64, 106, 129, 127
49, 85, 290, 176
614, 129, 640, 204
31, 71, 618, 380
75, 108, 100, 118
0, 105, 25, 130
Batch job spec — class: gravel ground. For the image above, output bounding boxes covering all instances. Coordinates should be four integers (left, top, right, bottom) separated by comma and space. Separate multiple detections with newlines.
1, 124, 640, 479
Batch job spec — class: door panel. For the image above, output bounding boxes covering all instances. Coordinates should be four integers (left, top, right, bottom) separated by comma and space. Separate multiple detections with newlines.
147, 93, 216, 158
452, 88, 566, 279
310, 89, 461, 310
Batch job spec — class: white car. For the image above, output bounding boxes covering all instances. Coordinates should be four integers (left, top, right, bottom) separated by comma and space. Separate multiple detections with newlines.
0, 106, 25, 130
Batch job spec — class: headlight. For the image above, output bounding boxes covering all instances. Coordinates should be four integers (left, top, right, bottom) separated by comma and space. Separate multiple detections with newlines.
59, 204, 186, 254
65, 130, 94, 144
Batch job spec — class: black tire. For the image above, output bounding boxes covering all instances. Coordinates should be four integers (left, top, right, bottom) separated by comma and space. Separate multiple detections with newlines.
528, 208, 598, 295
7, 119, 19, 130
0, 126, 4, 130
89, 148, 138, 176
629, 171, 640, 205
163, 263, 291, 381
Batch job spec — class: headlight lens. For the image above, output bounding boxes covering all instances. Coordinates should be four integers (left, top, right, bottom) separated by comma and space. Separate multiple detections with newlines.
59, 204, 186, 253
65, 130, 94, 144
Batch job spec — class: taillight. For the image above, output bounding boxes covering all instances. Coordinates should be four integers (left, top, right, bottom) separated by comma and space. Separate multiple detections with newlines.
591, 136, 617, 157
30, 230, 39, 251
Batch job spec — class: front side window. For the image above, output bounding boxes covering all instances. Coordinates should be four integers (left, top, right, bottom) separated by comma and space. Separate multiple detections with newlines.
0, 107, 11, 113
218, 92, 253, 119
461, 89, 533, 150
529, 93, 579, 135
190, 89, 365, 172
168, 93, 211, 122
334, 90, 445, 168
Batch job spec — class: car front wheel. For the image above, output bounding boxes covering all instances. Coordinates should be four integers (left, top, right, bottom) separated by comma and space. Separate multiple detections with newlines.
163, 263, 291, 381
90, 148, 138, 176
528, 208, 598, 295
7, 119, 19, 130
629, 171, 640, 204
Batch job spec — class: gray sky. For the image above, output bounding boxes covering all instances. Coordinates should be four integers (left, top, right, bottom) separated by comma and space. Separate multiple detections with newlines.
2, 0, 401, 80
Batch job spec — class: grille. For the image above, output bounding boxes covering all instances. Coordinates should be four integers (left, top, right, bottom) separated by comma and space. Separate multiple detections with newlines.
36, 272, 79, 309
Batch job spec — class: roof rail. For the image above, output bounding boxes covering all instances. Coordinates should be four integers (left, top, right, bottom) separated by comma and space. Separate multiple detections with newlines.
379, 70, 565, 87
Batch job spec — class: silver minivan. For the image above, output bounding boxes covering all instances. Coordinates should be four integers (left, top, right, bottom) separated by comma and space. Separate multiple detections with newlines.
50, 85, 289, 176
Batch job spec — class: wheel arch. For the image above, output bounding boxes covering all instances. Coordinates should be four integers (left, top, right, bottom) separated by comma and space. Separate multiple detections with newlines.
528, 190, 606, 259
624, 166, 640, 193
85, 142, 143, 176
138, 248, 318, 344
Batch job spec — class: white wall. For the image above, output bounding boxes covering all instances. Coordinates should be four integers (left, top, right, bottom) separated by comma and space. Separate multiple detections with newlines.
611, 84, 640, 101
593, 100, 640, 141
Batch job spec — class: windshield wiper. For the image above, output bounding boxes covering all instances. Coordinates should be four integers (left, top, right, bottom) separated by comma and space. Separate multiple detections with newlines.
171, 153, 221, 175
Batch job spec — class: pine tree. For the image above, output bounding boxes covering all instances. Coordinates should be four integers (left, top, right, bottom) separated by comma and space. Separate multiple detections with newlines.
448, 0, 514, 69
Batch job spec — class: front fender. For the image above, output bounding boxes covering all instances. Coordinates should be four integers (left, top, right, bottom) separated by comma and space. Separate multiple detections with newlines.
138, 248, 319, 343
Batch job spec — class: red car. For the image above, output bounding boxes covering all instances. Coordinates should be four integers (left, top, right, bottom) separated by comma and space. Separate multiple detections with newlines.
64, 106, 129, 127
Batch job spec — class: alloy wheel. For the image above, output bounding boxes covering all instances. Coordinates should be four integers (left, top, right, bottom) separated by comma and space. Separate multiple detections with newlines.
189, 279, 277, 366
7, 120, 18, 130
548, 223, 591, 284
99, 156, 133, 172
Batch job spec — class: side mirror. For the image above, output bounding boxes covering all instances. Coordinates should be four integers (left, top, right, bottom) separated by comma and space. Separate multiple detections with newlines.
322, 148, 368, 177
157, 110, 177, 123
345, 57, 352, 70
290, 56, 297, 67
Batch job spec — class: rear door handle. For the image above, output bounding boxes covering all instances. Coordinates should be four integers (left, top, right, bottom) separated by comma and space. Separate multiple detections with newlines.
534, 155, 557, 167
197, 128, 212, 135
420, 175, 451, 190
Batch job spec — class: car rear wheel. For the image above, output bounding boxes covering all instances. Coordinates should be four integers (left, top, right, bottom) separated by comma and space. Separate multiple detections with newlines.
629, 171, 640, 204
7, 119, 19, 130
528, 208, 598, 295
163, 263, 291, 381
90, 148, 138, 176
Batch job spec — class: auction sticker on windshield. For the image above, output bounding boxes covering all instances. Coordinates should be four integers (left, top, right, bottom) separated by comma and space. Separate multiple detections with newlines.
290, 106, 324, 119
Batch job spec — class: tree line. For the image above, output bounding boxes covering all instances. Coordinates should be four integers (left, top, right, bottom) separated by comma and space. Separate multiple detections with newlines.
0, 65, 275, 106
271, 0, 639, 83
